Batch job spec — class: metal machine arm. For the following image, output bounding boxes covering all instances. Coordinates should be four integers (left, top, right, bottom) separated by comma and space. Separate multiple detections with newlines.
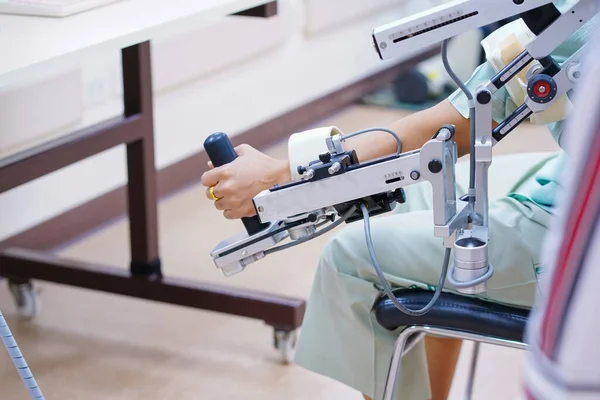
208, 0, 596, 308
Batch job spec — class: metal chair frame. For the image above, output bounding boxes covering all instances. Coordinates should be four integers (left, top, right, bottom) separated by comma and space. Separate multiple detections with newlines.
383, 325, 529, 400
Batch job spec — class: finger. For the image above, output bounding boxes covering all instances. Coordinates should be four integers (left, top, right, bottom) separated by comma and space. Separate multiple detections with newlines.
242, 204, 258, 217
214, 195, 243, 211
207, 161, 214, 169
205, 182, 232, 201
201, 168, 220, 187
214, 198, 227, 211
234, 144, 251, 156
223, 209, 242, 220
205, 186, 220, 201
223, 204, 256, 219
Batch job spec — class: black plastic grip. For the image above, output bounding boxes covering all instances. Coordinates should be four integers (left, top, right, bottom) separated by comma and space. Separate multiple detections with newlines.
203, 132, 270, 235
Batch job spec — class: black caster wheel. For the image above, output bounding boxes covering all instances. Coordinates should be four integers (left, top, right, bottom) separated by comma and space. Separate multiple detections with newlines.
8, 281, 40, 321
273, 328, 298, 365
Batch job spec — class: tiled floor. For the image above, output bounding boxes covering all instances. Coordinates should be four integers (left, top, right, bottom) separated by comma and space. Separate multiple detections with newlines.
0, 104, 558, 400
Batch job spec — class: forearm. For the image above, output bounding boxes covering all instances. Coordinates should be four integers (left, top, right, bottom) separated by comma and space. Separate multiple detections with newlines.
278, 99, 482, 186
345, 99, 473, 161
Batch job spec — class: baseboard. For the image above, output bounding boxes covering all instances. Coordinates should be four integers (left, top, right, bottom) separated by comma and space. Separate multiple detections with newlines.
0, 48, 438, 252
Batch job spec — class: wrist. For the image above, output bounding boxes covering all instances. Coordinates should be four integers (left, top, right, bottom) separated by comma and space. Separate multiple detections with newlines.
275, 159, 292, 185
262, 158, 291, 188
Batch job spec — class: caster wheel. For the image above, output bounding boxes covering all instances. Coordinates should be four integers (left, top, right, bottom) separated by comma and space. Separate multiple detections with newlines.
273, 329, 298, 365
8, 282, 40, 321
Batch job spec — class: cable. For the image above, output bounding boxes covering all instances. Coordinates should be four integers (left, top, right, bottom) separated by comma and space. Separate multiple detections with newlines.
264, 205, 357, 255
441, 39, 477, 208
360, 204, 451, 316
1, 310, 44, 400
447, 262, 494, 288
341, 127, 402, 156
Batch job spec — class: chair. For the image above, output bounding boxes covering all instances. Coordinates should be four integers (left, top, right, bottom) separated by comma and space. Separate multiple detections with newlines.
374, 289, 530, 400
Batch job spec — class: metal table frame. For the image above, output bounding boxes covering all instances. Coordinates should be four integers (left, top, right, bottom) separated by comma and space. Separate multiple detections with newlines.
0, 2, 305, 341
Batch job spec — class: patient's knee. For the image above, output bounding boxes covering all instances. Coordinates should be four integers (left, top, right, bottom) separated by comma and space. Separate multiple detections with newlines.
318, 226, 368, 278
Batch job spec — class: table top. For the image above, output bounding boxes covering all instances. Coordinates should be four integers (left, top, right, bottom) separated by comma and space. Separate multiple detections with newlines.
0, 0, 271, 86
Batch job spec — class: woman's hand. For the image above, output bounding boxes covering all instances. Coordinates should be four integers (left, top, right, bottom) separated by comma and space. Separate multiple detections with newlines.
201, 144, 291, 219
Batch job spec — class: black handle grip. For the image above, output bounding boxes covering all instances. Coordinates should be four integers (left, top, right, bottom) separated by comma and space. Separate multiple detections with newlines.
203, 132, 270, 235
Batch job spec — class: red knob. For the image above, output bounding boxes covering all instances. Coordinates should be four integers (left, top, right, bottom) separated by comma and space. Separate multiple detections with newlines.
533, 80, 551, 98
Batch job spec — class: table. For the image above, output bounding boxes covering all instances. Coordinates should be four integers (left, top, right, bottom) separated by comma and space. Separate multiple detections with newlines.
0, 0, 305, 362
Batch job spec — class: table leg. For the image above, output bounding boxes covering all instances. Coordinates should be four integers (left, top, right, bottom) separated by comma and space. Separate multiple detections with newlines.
121, 42, 161, 279
0, 39, 306, 342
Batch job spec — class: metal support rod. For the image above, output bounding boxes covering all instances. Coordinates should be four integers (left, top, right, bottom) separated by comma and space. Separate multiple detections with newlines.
465, 342, 481, 400
122, 42, 161, 277
383, 325, 528, 400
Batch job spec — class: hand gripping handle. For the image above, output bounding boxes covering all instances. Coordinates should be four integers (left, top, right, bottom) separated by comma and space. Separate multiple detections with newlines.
203, 132, 270, 235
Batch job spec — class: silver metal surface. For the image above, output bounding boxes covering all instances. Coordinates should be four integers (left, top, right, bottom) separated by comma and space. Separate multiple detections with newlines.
383, 325, 528, 400
465, 342, 480, 400
567, 62, 582, 83
525, 0, 596, 59
526, 63, 544, 81
288, 224, 316, 240
253, 150, 424, 223
526, 44, 588, 113
437, 127, 453, 141
450, 225, 491, 293
434, 201, 469, 239
210, 222, 288, 276
419, 139, 458, 228
326, 134, 345, 155
372, 0, 553, 61
328, 162, 341, 175
475, 162, 490, 227
455, 238, 487, 263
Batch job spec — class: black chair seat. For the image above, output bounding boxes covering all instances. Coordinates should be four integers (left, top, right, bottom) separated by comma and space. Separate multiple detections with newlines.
374, 289, 530, 342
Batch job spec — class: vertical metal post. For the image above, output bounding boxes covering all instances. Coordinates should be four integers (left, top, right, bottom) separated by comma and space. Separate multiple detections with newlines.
122, 42, 161, 278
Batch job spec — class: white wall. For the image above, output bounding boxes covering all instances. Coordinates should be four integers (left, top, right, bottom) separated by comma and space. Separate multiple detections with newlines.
0, 0, 452, 241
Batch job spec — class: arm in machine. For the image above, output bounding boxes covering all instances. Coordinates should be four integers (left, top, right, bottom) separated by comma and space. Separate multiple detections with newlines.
208, 0, 595, 314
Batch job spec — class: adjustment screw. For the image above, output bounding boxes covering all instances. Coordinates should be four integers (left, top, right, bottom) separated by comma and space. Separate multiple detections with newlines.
319, 152, 332, 163
428, 160, 443, 173
258, 206, 264, 213
304, 169, 315, 180
328, 162, 342, 175
297, 165, 306, 175
410, 170, 420, 180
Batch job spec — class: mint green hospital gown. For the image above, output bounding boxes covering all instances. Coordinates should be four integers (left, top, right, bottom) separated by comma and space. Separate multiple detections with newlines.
293, 4, 595, 400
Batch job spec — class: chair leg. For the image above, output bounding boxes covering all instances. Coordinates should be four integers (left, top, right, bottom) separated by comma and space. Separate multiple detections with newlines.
381, 326, 526, 400
464, 342, 480, 400
383, 326, 424, 400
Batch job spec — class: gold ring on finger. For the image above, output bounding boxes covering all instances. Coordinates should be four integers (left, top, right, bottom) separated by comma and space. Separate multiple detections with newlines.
209, 186, 220, 201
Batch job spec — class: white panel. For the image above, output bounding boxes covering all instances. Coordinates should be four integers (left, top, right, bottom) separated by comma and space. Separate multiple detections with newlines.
302, 0, 447, 36
151, 3, 426, 169
0, 3, 430, 240
0, 70, 84, 159
0, 0, 279, 86
0, 148, 127, 241
152, 1, 299, 93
